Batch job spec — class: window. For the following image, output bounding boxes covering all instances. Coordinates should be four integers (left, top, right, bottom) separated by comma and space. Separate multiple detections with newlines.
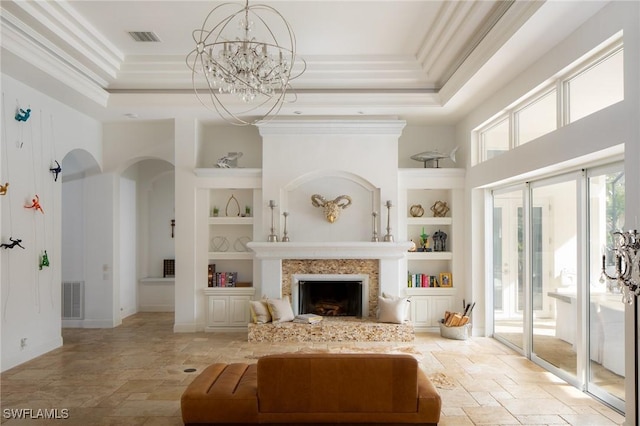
568, 49, 624, 123
481, 118, 509, 161
475, 42, 623, 165
516, 89, 557, 146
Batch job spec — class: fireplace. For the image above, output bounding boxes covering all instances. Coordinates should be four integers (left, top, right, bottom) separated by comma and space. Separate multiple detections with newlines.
291, 273, 370, 317
299, 280, 363, 317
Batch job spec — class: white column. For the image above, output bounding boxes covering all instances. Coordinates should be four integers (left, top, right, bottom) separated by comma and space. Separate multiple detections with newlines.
174, 118, 200, 332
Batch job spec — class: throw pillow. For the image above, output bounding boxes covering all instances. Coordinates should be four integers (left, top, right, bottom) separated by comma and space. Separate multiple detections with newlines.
378, 292, 411, 319
377, 295, 411, 324
249, 300, 272, 324
266, 296, 295, 323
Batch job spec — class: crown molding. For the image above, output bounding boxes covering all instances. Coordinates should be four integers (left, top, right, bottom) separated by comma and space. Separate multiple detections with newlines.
1, 11, 109, 107
438, 0, 543, 105
257, 118, 406, 136
5, 0, 122, 79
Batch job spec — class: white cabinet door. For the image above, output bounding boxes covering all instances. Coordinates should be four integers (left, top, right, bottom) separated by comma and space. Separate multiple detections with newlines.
229, 296, 251, 326
207, 296, 230, 326
411, 297, 431, 327
204, 288, 255, 331
408, 291, 455, 331
430, 296, 453, 326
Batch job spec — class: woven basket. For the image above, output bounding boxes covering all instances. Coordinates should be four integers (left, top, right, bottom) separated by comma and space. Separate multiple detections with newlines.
439, 323, 471, 340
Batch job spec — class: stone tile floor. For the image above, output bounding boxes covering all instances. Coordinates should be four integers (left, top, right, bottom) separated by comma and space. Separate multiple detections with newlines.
0, 312, 625, 425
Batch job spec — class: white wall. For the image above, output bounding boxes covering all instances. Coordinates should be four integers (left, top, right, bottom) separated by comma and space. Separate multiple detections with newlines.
1, 74, 101, 371
145, 171, 175, 277
398, 125, 458, 169
199, 125, 261, 168
119, 173, 137, 319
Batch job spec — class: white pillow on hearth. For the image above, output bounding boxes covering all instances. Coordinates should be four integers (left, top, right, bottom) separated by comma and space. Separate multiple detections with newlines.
377, 295, 411, 324
266, 296, 295, 323
249, 300, 272, 324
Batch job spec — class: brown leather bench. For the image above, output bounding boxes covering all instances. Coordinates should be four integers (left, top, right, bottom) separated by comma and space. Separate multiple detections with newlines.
181, 353, 441, 425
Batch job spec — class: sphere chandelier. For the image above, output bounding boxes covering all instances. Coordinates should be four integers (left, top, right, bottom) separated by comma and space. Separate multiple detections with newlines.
186, 0, 306, 126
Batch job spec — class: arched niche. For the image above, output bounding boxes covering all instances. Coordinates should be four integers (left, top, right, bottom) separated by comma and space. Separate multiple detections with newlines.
281, 170, 380, 242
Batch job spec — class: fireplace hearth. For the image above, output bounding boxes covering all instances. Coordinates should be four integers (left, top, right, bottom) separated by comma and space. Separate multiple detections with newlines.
299, 280, 363, 317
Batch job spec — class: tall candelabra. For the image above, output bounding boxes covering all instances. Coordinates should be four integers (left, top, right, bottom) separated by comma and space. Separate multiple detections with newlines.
383, 200, 394, 242
371, 211, 379, 242
267, 200, 279, 242
282, 212, 290, 242
601, 229, 640, 304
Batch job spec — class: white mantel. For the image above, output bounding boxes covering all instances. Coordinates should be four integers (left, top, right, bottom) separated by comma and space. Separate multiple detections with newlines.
247, 241, 413, 259
247, 241, 413, 299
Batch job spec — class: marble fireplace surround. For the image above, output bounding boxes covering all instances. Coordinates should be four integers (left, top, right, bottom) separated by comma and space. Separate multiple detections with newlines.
247, 242, 412, 318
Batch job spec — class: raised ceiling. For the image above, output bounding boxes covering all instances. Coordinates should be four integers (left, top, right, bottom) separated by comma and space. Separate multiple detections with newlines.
0, 1, 609, 124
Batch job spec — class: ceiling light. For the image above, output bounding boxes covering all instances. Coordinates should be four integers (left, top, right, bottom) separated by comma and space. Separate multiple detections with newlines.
186, 0, 305, 126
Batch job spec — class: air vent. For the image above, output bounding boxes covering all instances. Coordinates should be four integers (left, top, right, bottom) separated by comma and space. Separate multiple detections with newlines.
62, 281, 84, 320
128, 31, 161, 42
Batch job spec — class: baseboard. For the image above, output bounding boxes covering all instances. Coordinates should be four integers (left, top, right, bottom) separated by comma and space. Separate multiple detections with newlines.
62, 319, 116, 328
174, 322, 199, 332
138, 304, 174, 312
1, 336, 62, 372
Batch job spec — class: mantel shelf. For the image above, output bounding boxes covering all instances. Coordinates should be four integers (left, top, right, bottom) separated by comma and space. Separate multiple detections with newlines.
247, 241, 414, 260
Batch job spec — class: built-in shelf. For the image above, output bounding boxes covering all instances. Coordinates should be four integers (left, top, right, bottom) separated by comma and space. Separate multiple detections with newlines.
406, 217, 452, 226
208, 217, 253, 225
208, 252, 253, 260
195, 168, 262, 178
406, 252, 453, 260
405, 287, 456, 296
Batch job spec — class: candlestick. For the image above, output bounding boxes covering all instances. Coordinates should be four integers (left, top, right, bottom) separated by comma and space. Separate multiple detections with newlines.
267, 200, 279, 242
371, 211, 379, 242
383, 200, 394, 242
282, 212, 290, 242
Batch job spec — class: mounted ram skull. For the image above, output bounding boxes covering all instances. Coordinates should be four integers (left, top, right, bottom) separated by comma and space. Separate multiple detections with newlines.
311, 194, 352, 223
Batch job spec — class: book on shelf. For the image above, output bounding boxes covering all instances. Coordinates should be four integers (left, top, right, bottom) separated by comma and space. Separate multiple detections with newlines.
207, 264, 216, 287
407, 273, 440, 288
293, 313, 323, 324
208, 271, 238, 288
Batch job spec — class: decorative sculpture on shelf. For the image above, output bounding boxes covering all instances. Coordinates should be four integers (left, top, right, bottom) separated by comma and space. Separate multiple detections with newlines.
409, 204, 424, 217
431, 200, 450, 217
25, 195, 44, 214
601, 230, 640, 304
49, 160, 62, 182
433, 230, 448, 252
311, 194, 352, 223
14, 108, 31, 122
0, 182, 8, 195
216, 152, 243, 168
410, 146, 458, 168
1, 237, 25, 249
225, 194, 240, 216
420, 227, 430, 252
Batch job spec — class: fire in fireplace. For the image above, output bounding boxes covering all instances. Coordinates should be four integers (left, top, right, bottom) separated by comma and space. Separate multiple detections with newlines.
298, 280, 363, 317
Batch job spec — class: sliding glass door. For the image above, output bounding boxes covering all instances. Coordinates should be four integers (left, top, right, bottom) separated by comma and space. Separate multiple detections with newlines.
493, 188, 525, 350
587, 166, 625, 409
491, 163, 625, 411
530, 177, 578, 379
